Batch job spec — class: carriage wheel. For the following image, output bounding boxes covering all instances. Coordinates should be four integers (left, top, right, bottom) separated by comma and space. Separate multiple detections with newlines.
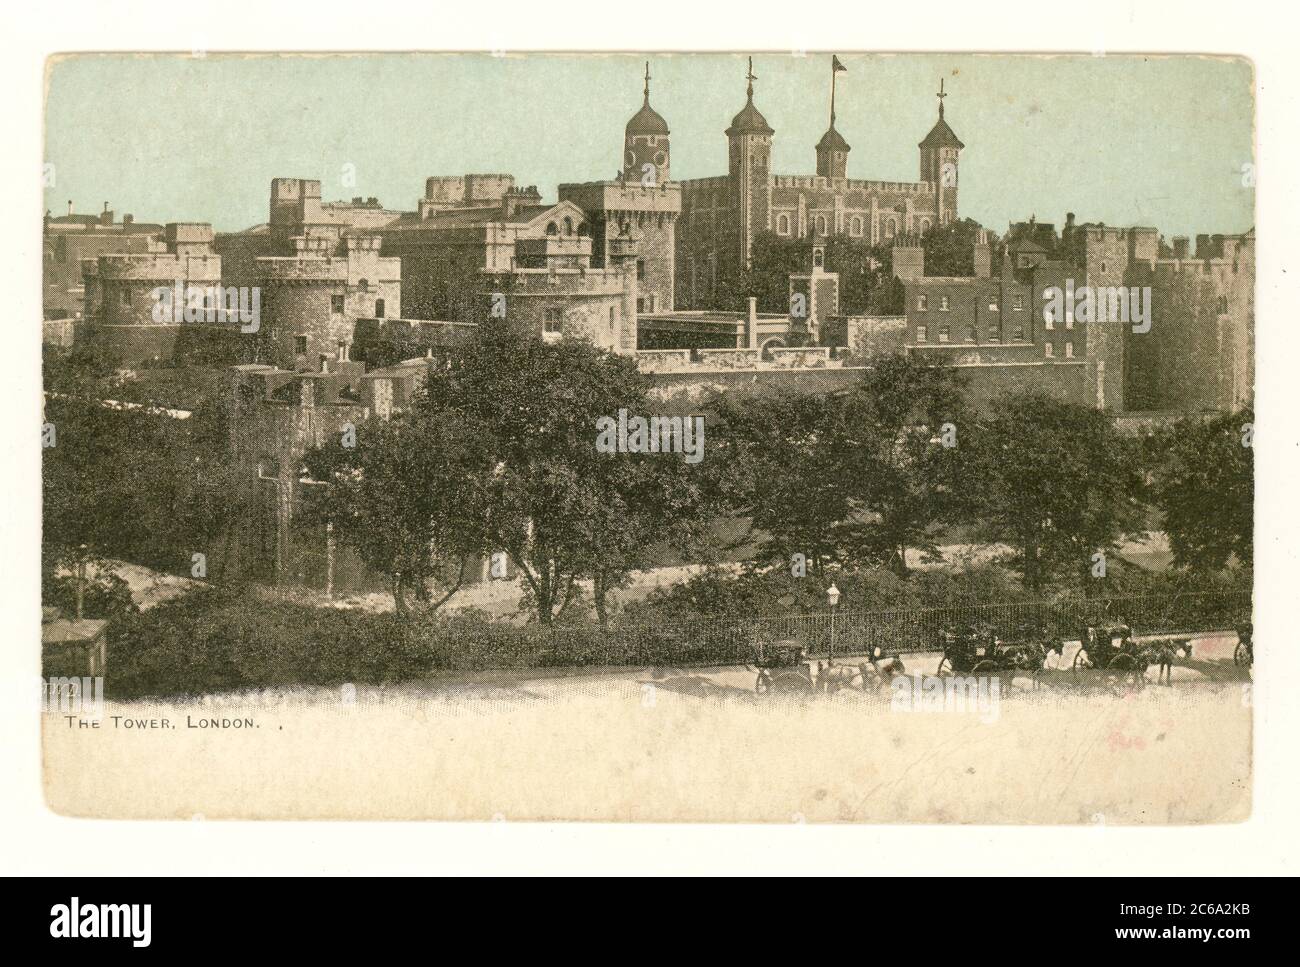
937, 656, 953, 677
1104, 653, 1145, 692
1234, 642, 1253, 668
1072, 649, 1094, 681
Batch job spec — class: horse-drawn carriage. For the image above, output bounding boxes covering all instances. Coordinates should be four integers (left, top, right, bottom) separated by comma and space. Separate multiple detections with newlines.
1071, 621, 1184, 687
753, 638, 905, 696
935, 623, 1063, 686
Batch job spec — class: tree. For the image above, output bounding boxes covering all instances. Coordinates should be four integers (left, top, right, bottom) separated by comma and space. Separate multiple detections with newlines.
42, 364, 247, 581
923, 217, 999, 277
415, 322, 722, 625
1150, 409, 1253, 572
965, 392, 1147, 592
714, 231, 906, 316
835, 354, 972, 575
302, 415, 491, 613
709, 389, 854, 577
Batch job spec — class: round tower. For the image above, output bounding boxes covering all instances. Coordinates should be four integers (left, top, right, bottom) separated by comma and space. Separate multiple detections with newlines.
623, 62, 670, 186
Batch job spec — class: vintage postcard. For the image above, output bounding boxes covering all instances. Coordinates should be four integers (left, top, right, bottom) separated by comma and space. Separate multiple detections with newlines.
39, 50, 1254, 822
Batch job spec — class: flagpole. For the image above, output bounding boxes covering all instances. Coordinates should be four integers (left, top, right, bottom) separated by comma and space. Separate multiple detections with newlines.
830, 58, 837, 127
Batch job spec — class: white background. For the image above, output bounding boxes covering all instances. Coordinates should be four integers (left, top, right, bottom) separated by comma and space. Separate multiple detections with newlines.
1, 0, 1295, 875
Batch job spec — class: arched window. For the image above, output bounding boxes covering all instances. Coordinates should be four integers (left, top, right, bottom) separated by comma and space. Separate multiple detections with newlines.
850, 216, 863, 237
358, 279, 369, 292
886, 218, 897, 238
815, 215, 827, 236
919, 219, 932, 235
546, 222, 558, 236
777, 214, 790, 235
374, 298, 385, 319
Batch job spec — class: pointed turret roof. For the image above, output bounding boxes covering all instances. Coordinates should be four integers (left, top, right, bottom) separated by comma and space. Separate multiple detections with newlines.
626, 62, 669, 135
919, 117, 964, 150
918, 78, 964, 150
727, 57, 774, 136
817, 124, 851, 153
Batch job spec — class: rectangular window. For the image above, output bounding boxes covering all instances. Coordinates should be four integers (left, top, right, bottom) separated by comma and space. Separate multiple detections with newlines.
917, 295, 928, 311
965, 326, 976, 343
1045, 342, 1054, 358
337, 341, 348, 362
543, 308, 563, 334
1013, 325, 1025, 341
1065, 342, 1075, 358
636, 259, 646, 281
609, 306, 618, 332
1013, 295, 1024, 311
331, 294, 345, 314
988, 299, 999, 312
939, 296, 950, 311
987, 325, 1000, 342
916, 325, 927, 343
938, 325, 951, 343
120, 288, 131, 307
294, 336, 308, 355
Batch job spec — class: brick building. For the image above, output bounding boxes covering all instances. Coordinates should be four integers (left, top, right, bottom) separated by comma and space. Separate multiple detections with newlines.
43, 202, 163, 321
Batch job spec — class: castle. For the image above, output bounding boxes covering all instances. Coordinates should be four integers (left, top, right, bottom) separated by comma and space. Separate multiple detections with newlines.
55, 56, 1251, 419
43, 56, 1255, 595
675, 59, 960, 309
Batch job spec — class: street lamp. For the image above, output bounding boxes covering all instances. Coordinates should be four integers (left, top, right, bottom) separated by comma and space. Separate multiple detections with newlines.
826, 583, 841, 663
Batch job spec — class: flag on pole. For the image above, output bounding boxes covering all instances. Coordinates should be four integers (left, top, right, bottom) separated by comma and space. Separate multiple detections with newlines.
832, 55, 847, 72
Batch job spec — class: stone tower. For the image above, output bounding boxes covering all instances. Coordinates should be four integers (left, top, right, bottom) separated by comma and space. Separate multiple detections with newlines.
918, 78, 964, 225
727, 56, 775, 267
623, 62, 671, 186
815, 55, 850, 180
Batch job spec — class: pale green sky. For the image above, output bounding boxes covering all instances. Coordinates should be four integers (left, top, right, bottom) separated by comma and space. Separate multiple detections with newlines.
44, 52, 1254, 238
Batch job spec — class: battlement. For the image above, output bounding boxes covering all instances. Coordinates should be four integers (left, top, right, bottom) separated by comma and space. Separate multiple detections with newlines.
771, 175, 933, 195
92, 252, 222, 282
1148, 258, 1244, 279
480, 265, 631, 296
558, 180, 683, 215
271, 178, 322, 202
424, 174, 518, 206
256, 254, 401, 284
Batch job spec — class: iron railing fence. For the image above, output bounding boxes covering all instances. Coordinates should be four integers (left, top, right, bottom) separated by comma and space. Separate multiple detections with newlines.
526, 590, 1252, 668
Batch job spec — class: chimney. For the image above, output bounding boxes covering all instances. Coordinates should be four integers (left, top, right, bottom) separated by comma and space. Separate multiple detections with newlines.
67, 200, 73, 217
973, 229, 991, 278
892, 236, 925, 281
1173, 236, 1190, 260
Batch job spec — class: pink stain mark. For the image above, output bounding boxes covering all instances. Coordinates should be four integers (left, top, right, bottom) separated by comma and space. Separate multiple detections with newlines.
1107, 731, 1148, 752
